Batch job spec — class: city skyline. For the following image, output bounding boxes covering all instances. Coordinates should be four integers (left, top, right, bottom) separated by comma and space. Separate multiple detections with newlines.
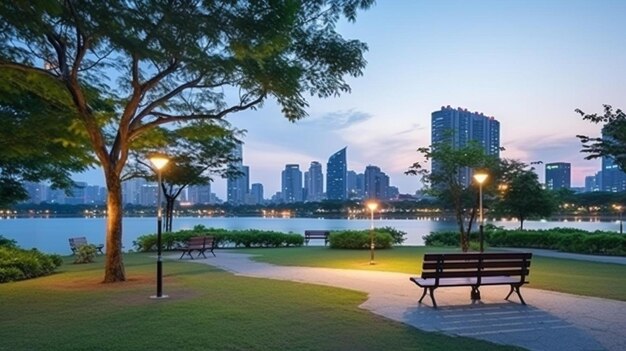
74, 0, 625, 199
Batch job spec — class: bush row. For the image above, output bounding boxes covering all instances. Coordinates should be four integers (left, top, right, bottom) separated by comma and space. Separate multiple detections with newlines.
0, 236, 63, 283
133, 226, 304, 251
329, 230, 393, 249
422, 227, 626, 256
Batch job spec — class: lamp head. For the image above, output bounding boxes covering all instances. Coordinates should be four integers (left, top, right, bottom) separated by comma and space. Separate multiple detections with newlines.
366, 201, 378, 211
473, 172, 488, 184
149, 153, 169, 170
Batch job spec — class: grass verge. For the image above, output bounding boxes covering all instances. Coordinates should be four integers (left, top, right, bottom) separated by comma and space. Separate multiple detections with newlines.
0, 253, 519, 351
236, 246, 626, 301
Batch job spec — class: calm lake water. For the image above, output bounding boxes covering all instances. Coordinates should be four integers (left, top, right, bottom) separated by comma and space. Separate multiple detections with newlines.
0, 216, 622, 254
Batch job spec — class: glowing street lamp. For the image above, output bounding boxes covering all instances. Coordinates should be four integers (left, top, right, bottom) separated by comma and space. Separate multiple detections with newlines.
149, 153, 169, 299
367, 201, 379, 265
473, 172, 488, 252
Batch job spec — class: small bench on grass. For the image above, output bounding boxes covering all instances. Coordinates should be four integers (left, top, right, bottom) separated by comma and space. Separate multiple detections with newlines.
178, 236, 216, 259
304, 230, 330, 246
69, 237, 104, 255
409, 252, 532, 308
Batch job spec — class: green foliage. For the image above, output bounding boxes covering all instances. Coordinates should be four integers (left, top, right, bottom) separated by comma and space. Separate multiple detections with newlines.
0, 235, 17, 248
133, 227, 304, 251
424, 227, 626, 256
328, 230, 393, 249
378, 226, 407, 244
0, 245, 63, 283
577, 105, 626, 172
495, 170, 555, 229
73, 244, 97, 264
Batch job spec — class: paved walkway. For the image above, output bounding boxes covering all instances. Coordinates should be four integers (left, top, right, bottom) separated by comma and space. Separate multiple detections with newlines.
175, 253, 626, 351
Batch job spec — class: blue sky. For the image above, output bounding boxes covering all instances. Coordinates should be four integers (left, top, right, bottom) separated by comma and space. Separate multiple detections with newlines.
76, 0, 626, 199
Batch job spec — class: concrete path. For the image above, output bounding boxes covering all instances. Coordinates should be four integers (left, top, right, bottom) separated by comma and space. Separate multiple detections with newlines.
175, 253, 626, 351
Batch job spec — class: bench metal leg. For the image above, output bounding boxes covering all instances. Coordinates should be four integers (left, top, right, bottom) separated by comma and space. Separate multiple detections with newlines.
197, 250, 207, 259
505, 285, 526, 305
471, 286, 481, 300
418, 287, 437, 308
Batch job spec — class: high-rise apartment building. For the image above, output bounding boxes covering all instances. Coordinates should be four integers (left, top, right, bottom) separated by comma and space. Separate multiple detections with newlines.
326, 147, 347, 200
227, 144, 249, 205
281, 164, 303, 203
431, 106, 500, 187
601, 157, 626, 192
305, 161, 324, 202
545, 162, 571, 190
364, 165, 390, 200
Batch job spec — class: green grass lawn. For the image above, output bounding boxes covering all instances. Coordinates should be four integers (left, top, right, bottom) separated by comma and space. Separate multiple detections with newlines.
0, 253, 519, 351
236, 246, 626, 301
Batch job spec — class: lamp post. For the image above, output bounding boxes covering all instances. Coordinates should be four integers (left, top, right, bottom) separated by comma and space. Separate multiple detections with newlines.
473, 172, 488, 252
149, 154, 169, 299
614, 204, 623, 234
367, 201, 378, 265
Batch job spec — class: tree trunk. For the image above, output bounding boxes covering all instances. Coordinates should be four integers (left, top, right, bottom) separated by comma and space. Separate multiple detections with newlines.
165, 197, 174, 232
103, 172, 125, 282
520, 217, 525, 230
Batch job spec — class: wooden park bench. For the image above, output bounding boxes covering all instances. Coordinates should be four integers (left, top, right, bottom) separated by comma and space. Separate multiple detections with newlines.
178, 236, 216, 259
409, 252, 532, 308
69, 236, 104, 255
304, 230, 330, 246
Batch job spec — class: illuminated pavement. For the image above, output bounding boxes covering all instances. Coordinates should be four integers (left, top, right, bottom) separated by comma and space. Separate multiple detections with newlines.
177, 253, 626, 351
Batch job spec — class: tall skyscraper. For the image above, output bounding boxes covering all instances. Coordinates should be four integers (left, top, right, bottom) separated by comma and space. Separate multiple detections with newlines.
327, 147, 347, 200
281, 164, 303, 203
601, 157, 626, 192
545, 162, 571, 190
364, 165, 390, 200
306, 161, 324, 202
227, 144, 249, 205
431, 106, 500, 187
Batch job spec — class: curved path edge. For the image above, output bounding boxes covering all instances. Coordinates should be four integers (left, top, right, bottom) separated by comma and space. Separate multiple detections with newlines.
172, 253, 626, 351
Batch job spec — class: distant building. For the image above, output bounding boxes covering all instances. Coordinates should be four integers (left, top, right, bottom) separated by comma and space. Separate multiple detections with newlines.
346, 170, 358, 198
23, 182, 47, 204
601, 157, 626, 192
227, 144, 249, 205
249, 183, 264, 205
326, 147, 347, 200
585, 175, 600, 192
281, 164, 303, 203
364, 165, 390, 200
431, 106, 500, 187
123, 178, 147, 205
188, 184, 212, 204
545, 162, 571, 190
305, 161, 324, 202
65, 182, 87, 205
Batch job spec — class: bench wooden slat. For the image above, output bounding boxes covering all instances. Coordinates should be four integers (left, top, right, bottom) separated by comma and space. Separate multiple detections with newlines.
423, 252, 531, 261
423, 260, 531, 270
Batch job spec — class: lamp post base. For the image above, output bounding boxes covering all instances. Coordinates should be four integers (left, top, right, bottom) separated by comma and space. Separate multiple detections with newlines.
149, 294, 170, 300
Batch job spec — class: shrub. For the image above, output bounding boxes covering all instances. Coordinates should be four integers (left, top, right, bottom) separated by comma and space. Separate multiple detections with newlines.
328, 230, 392, 249
133, 228, 304, 251
0, 246, 62, 283
74, 245, 97, 264
378, 226, 407, 244
0, 235, 17, 248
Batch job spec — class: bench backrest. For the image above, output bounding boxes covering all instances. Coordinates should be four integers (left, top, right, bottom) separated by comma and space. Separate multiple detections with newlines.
421, 252, 532, 285
69, 237, 88, 249
186, 236, 215, 248
304, 230, 329, 238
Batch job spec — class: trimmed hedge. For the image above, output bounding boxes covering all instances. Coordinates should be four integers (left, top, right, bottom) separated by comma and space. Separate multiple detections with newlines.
133, 226, 304, 252
423, 227, 626, 256
0, 235, 63, 283
328, 230, 393, 249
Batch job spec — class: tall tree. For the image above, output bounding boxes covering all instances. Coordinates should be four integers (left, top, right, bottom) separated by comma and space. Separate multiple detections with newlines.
495, 170, 554, 230
407, 141, 499, 252
0, 0, 373, 282
126, 121, 243, 232
577, 105, 626, 171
